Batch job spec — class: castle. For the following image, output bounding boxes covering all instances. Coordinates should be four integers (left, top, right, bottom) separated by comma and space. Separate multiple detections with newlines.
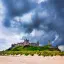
12, 39, 39, 47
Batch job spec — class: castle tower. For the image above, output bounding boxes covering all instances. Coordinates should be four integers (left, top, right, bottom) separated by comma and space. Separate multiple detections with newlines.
48, 40, 51, 46
23, 39, 29, 46
37, 41, 39, 46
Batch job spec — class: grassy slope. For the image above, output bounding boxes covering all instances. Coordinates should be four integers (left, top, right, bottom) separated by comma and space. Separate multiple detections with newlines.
0, 45, 64, 56
7, 45, 59, 51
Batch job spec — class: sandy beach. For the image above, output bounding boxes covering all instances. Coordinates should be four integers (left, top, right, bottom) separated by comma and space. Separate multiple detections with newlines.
0, 55, 64, 64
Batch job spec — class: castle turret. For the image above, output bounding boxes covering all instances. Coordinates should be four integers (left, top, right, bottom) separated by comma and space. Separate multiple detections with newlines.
37, 41, 39, 46
23, 39, 29, 46
48, 40, 51, 46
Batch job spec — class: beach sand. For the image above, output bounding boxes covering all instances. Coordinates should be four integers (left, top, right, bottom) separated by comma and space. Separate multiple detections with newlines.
0, 55, 64, 64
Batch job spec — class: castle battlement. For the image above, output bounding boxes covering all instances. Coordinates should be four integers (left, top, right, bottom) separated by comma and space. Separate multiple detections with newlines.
12, 39, 39, 47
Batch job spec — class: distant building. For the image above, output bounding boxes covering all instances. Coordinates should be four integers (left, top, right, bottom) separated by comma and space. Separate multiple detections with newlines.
48, 40, 52, 46
11, 39, 39, 47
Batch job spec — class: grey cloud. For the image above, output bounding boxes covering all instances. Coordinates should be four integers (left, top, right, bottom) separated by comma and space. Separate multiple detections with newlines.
3, 0, 37, 17
1, 0, 64, 47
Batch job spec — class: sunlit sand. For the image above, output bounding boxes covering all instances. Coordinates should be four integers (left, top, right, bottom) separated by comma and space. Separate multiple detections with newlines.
0, 55, 64, 64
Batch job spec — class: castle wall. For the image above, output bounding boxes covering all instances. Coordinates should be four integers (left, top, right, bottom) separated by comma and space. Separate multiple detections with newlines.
11, 39, 39, 47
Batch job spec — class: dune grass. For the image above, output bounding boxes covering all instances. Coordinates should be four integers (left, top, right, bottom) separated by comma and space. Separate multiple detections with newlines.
0, 45, 64, 56
0, 51, 64, 56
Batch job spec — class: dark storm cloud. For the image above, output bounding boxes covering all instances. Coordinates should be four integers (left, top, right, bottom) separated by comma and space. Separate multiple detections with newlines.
28, 0, 64, 45
49, 0, 64, 18
3, 0, 49, 31
47, 0, 64, 45
2, 0, 64, 46
2, 0, 37, 28
3, 0, 37, 16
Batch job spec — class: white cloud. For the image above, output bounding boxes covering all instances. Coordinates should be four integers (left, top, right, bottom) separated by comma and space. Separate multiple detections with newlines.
0, 32, 25, 51
13, 16, 20, 22
13, 11, 34, 24
30, 29, 45, 37
37, 0, 47, 4
58, 45, 64, 51
38, 10, 49, 18
0, 0, 6, 22
21, 12, 32, 23
52, 34, 59, 44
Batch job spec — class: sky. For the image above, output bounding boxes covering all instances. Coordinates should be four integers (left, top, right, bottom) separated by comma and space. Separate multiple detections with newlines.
0, 0, 64, 51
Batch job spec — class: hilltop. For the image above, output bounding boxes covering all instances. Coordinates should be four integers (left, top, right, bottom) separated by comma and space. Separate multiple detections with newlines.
0, 39, 64, 56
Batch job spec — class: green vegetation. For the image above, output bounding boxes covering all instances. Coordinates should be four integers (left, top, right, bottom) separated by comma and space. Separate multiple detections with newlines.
0, 45, 64, 56
0, 51, 64, 56
6, 45, 59, 51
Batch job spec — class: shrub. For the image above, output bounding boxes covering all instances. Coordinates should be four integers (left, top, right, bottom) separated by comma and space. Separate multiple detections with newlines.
30, 53, 34, 56
24, 53, 29, 56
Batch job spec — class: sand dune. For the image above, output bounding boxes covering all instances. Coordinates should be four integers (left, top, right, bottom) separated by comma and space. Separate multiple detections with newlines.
0, 55, 64, 64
